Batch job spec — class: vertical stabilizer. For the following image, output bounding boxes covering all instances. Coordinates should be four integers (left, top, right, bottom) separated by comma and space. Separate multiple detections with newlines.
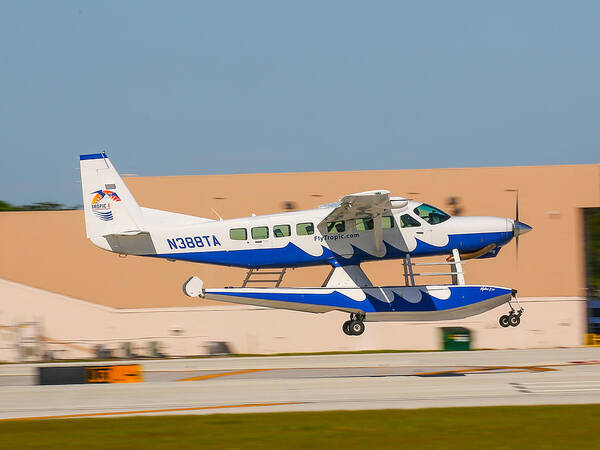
79, 153, 144, 238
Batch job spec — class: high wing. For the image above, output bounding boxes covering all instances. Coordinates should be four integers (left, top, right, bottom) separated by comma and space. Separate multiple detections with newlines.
319, 190, 393, 256
320, 190, 391, 222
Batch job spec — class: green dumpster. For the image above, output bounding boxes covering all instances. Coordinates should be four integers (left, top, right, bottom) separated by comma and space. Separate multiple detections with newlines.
441, 327, 472, 351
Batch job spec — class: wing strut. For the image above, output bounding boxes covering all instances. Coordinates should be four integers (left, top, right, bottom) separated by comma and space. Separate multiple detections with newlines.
450, 249, 466, 285
373, 213, 384, 257
403, 254, 416, 286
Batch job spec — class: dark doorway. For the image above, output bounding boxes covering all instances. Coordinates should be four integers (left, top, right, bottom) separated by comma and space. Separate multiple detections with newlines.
583, 208, 600, 334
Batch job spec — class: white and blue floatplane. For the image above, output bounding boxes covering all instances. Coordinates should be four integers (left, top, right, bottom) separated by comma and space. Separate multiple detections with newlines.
80, 153, 532, 336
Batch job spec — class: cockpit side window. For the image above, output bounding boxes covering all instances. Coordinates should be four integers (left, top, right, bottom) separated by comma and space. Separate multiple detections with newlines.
400, 214, 421, 228
413, 203, 450, 225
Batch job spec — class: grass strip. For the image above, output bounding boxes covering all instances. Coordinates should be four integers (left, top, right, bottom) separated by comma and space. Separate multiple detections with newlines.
1, 404, 597, 449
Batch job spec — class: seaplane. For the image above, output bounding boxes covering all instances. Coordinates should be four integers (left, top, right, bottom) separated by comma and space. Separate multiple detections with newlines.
80, 152, 532, 336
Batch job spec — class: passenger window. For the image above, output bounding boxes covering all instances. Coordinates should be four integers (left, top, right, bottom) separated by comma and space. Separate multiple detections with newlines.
355, 217, 374, 231
251, 226, 269, 240
413, 203, 450, 225
327, 221, 346, 234
273, 224, 291, 238
296, 222, 314, 236
382, 216, 395, 229
229, 228, 247, 240
400, 214, 421, 228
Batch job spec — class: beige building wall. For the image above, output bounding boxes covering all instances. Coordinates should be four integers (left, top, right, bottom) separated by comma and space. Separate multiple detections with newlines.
0, 164, 598, 357
0, 279, 587, 362
1, 164, 598, 308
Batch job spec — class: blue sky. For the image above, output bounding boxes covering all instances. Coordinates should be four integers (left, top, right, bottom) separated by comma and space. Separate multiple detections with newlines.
1, 1, 598, 206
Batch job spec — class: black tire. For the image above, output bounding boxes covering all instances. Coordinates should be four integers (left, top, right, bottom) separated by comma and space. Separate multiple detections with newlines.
499, 315, 510, 328
509, 315, 521, 327
342, 320, 353, 335
350, 320, 365, 336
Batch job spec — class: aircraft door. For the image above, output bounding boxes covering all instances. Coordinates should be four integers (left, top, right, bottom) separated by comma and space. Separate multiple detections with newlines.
411, 203, 450, 248
396, 212, 430, 250
415, 224, 434, 242
246, 222, 275, 267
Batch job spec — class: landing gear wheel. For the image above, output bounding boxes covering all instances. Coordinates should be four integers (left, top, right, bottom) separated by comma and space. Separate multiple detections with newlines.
342, 320, 353, 336
509, 315, 521, 327
499, 315, 510, 328
349, 320, 365, 336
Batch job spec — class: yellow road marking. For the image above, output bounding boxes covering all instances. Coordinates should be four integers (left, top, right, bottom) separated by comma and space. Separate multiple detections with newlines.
177, 368, 272, 382
0, 402, 300, 422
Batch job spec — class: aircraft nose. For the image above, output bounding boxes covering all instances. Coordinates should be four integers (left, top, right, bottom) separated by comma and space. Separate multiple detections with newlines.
513, 221, 532, 237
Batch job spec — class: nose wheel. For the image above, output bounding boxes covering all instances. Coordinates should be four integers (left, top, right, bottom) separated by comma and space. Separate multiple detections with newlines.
499, 291, 523, 328
342, 313, 365, 336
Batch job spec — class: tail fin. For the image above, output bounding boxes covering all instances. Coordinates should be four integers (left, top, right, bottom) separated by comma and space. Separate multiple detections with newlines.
79, 153, 144, 238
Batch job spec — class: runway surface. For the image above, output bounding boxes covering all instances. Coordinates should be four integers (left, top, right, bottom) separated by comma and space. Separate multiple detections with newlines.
1, 348, 600, 420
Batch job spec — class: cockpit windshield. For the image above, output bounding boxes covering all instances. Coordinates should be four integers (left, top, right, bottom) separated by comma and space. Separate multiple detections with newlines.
413, 203, 450, 225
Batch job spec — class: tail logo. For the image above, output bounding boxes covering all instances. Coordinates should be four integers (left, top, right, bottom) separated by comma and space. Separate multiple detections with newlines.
90, 189, 121, 221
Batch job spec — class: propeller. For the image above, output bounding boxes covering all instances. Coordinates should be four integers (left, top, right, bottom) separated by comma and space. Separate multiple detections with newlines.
506, 188, 532, 261
515, 190, 520, 259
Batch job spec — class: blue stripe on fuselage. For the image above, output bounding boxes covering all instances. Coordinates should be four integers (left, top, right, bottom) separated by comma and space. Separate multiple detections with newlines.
149, 231, 513, 268
414, 231, 512, 257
